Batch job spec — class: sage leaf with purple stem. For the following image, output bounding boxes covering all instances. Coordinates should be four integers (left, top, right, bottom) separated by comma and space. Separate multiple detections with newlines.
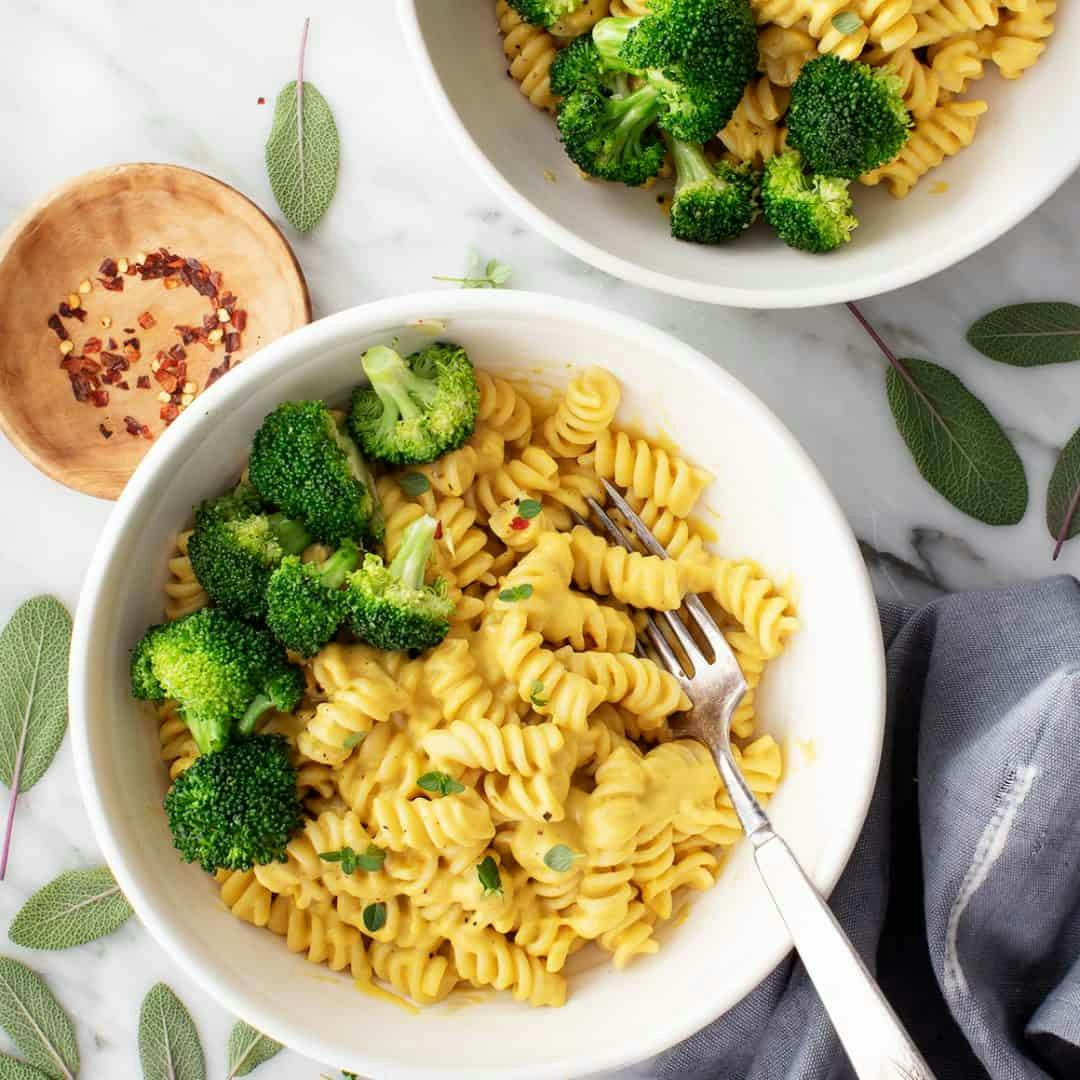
0, 597, 72, 880
1047, 425, 1080, 558
9, 867, 133, 951
967, 303, 1080, 367
0, 958, 79, 1080
138, 983, 205, 1080
225, 1021, 281, 1079
265, 18, 339, 232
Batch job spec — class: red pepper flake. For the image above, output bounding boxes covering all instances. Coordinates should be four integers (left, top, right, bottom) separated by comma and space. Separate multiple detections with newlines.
167, 344, 186, 363
98, 276, 124, 292
99, 423, 113, 440
48, 314, 68, 340
257, 96, 266, 105
123, 415, 143, 436
136, 375, 151, 389
434, 520, 444, 540
58, 302, 74, 318
175, 325, 198, 345
137, 311, 156, 330
509, 516, 530, 531
107, 337, 118, 350
232, 309, 248, 332
90, 388, 109, 408
69, 375, 90, 402
224, 331, 241, 353
160, 403, 179, 423
117, 380, 130, 390
155, 371, 178, 393
83, 337, 102, 355
98, 257, 118, 277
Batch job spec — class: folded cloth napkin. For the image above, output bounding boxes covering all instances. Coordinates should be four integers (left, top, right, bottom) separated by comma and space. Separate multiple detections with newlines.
648, 576, 1080, 1080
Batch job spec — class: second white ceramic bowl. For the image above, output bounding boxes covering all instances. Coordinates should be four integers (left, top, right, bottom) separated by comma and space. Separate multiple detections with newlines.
400, 2, 1079, 308
71, 291, 884, 1078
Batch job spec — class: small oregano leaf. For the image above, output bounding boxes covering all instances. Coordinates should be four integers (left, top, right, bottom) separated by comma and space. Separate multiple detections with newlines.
362, 902, 387, 933
476, 856, 502, 896
1047, 425, 1080, 558
967, 303, 1080, 367
226, 1020, 281, 1079
138, 983, 205, 1080
417, 772, 465, 797
9, 867, 133, 950
886, 358, 1027, 525
399, 472, 430, 496
543, 844, 581, 872
265, 20, 339, 232
831, 11, 863, 33
516, 498, 543, 520
498, 584, 533, 603
0, 958, 78, 1080
530, 680, 548, 709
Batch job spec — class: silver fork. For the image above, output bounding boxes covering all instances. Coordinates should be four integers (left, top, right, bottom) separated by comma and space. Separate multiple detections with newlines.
583, 479, 936, 1080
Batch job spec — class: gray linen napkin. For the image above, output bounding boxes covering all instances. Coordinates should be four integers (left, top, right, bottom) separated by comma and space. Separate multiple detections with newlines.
649, 576, 1080, 1080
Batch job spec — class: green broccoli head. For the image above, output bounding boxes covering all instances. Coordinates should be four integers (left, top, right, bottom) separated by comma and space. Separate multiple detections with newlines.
249, 400, 382, 546
130, 609, 305, 755
786, 55, 911, 180
349, 343, 480, 467
346, 516, 453, 654
265, 540, 361, 658
761, 150, 858, 254
668, 137, 759, 244
187, 511, 311, 621
507, 0, 588, 27
163, 734, 303, 873
551, 35, 622, 97
192, 481, 264, 527
557, 84, 667, 185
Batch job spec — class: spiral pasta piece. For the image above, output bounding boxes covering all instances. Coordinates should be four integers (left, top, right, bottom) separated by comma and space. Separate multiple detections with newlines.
489, 497, 551, 552
556, 649, 691, 725
598, 899, 660, 968
425, 636, 519, 727
164, 530, 209, 620
861, 99, 988, 197
909, 0, 999, 46
495, 0, 560, 113
450, 927, 567, 1005
468, 445, 562, 522
866, 47, 939, 119
431, 496, 495, 590
806, 0, 871, 56
719, 77, 790, 165
423, 718, 566, 777
544, 461, 607, 529
216, 870, 273, 927
266, 894, 372, 980
751, 0, 812, 27
928, 36, 986, 91
568, 525, 686, 611
156, 701, 199, 780
484, 765, 574, 823
584, 745, 648, 864
983, 0, 1055, 77
852, 0, 918, 48
368, 789, 495, 854
369, 942, 458, 1004
757, 24, 817, 86
476, 370, 533, 446
541, 367, 622, 458
584, 431, 712, 518
549, 0, 609, 38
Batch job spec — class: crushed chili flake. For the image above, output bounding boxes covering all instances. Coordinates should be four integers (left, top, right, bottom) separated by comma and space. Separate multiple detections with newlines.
232, 309, 248, 332
48, 314, 68, 340
58, 302, 74, 318
98, 257, 118, 277
160, 403, 179, 423
168, 344, 186, 362
136, 375, 151, 389
509, 516, 530, 531
434, 520, 444, 540
137, 311, 156, 330
155, 370, 179, 393
117, 380, 130, 390
123, 327, 135, 334
107, 337, 118, 351
257, 96, 266, 104
123, 416, 143, 436
90, 389, 109, 408
99, 423, 113, 440
224, 331, 242, 353
98, 276, 124, 292
83, 337, 102, 355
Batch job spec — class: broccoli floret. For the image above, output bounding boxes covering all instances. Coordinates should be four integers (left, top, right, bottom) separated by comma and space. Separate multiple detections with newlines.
507, 0, 589, 28
761, 150, 858, 254
187, 510, 311, 621
163, 734, 303, 872
557, 84, 668, 185
265, 540, 361, 657
786, 55, 911, 180
667, 136, 758, 243
551, 35, 630, 97
192, 481, 264, 527
130, 609, 305, 755
346, 516, 453, 654
348, 343, 480, 466
249, 400, 382, 546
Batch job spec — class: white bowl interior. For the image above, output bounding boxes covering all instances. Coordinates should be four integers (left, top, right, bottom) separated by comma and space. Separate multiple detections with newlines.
72, 292, 883, 1079
403, 3, 1079, 307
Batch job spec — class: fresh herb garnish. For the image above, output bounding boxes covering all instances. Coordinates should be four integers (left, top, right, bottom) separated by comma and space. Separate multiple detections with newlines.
516, 498, 543, 520
543, 844, 582, 872
9, 867, 133, 951
830, 11, 863, 33
417, 771, 466, 797
1048, 425, 1080, 558
433, 252, 512, 290
399, 471, 431, 496
530, 680, 548, 708
342, 731, 366, 750
967, 302, 1080, 367
138, 982, 203, 1080
362, 902, 387, 933
265, 18, 340, 232
0, 596, 72, 880
319, 844, 386, 875
226, 1020, 281, 1079
848, 303, 1027, 526
477, 856, 503, 896
499, 584, 534, 603
0, 958, 80, 1080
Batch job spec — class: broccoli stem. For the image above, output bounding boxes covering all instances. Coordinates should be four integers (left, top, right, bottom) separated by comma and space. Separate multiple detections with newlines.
389, 515, 438, 591
239, 693, 275, 736
362, 346, 439, 423
667, 134, 713, 193
267, 513, 312, 556
609, 85, 664, 162
318, 539, 360, 590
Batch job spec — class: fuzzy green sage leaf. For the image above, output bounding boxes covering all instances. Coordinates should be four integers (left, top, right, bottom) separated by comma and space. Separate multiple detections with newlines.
886, 358, 1027, 525
9, 867, 133, 951
417, 771, 465, 797
265, 19, 339, 232
138, 983, 205, 1080
0, 1055, 51, 1079
967, 302, 1080, 367
1047, 425, 1080, 558
0, 958, 78, 1080
226, 1020, 281, 1079
0, 596, 72, 880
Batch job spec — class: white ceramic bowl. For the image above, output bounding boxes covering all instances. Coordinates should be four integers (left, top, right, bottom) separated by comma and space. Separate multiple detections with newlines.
71, 291, 884, 1079
400, 2, 1079, 308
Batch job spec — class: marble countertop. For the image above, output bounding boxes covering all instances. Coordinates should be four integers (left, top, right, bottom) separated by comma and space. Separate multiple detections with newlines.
2, 1, 1077, 1076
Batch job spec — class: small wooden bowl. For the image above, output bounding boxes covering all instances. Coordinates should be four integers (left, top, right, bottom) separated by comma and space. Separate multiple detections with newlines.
0, 163, 311, 499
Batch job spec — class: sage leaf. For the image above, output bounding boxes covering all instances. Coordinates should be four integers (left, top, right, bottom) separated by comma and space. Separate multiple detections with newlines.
1047, 425, 1080, 557
886, 358, 1027, 525
0, 958, 78, 1080
138, 983, 205, 1080
9, 867, 133, 951
265, 20, 339, 232
967, 303, 1080, 367
225, 1021, 281, 1079
0, 1055, 50, 1079
0, 597, 72, 879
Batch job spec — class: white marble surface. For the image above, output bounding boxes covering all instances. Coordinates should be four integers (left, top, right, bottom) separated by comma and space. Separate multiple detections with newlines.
1, 1, 1078, 1076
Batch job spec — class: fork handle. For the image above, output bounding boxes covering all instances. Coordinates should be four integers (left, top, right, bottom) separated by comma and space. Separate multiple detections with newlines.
752, 830, 936, 1080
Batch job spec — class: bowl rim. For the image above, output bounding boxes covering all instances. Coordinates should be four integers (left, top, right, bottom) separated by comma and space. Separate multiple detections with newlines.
397, 1, 1080, 310
70, 289, 886, 1078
